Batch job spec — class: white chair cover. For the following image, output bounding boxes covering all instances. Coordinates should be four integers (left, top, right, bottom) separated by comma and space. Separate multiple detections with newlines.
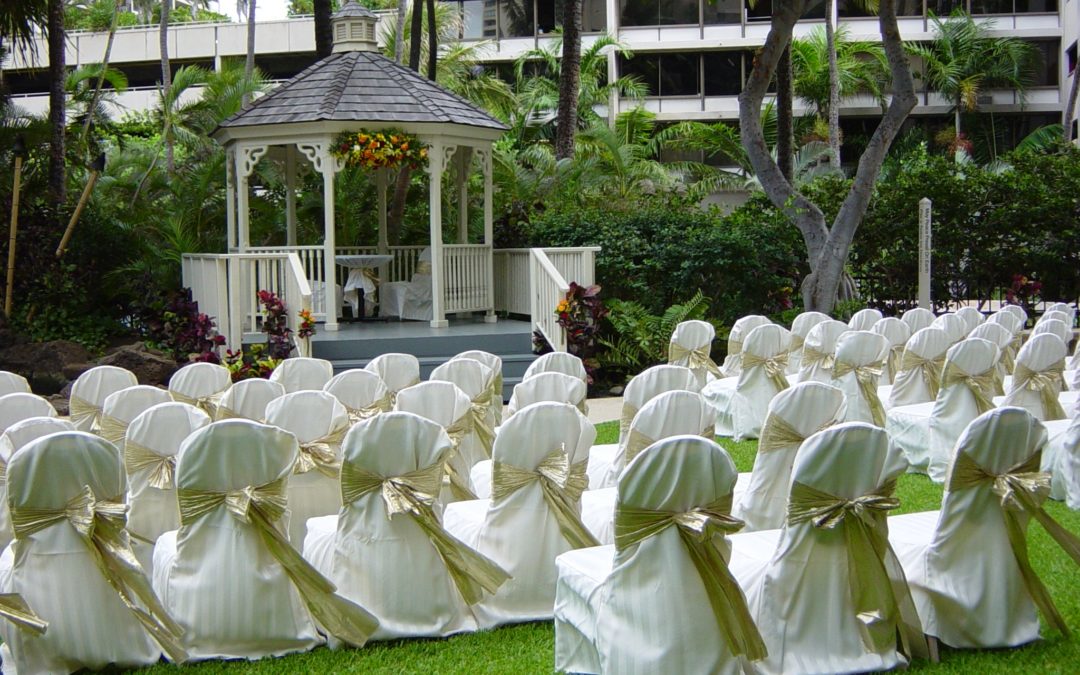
0, 432, 171, 672
124, 402, 211, 573
581, 390, 717, 544
955, 306, 985, 334
848, 307, 883, 332
380, 247, 433, 320
0, 417, 74, 550
214, 377, 284, 422
430, 359, 497, 471
0, 371, 30, 396
797, 319, 848, 384
1032, 317, 1071, 346
323, 369, 391, 423
901, 307, 935, 334
1046, 415, 1080, 508
787, 311, 831, 375
451, 350, 505, 422
268, 357, 334, 393
668, 319, 719, 387
505, 372, 587, 418
1001, 333, 1068, 421
733, 382, 845, 532
443, 402, 595, 629
302, 412, 501, 640
720, 315, 771, 377
728, 423, 914, 674
68, 365, 137, 432
586, 364, 698, 489
886, 327, 951, 409
1039, 309, 1072, 326
706, 324, 791, 440
151, 420, 324, 659
523, 351, 588, 384
395, 380, 479, 502
555, 436, 759, 675
832, 330, 889, 427
98, 385, 172, 444
1001, 303, 1029, 326
970, 321, 1014, 394
167, 362, 231, 416
0, 393, 56, 433
932, 313, 968, 344
265, 391, 350, 545
364, 352, 422, 400
889, 408, 1062, 648
987, 309, 1023, 335
872, 317, 912, 384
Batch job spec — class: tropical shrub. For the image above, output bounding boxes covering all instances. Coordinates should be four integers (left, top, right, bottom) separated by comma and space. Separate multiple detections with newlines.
139, 288, 226, 364
599, 291, 715, 379
555, 283, 607, 384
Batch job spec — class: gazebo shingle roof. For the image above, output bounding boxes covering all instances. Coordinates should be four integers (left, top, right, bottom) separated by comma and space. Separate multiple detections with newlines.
217, 51, 507, 132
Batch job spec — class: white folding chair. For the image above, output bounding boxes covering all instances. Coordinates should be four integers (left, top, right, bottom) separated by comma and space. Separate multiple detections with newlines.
431, 359, 497, 470
268, 357, 334, 393
523, 352, 588, 384
505, 372, 587, 419
0, 371, 30, 396
668, 319, 721, 387
797, 319, 848, 384
787, 311, 831, 375
1032, 317, 1071, 347
443, 402, 596, 629
152, 420, 378, 659
987, 310, 1024, 373
124, 402, 211, 573
98, 385, 172, 444
955, 306, 985, 334
396, 380, 481, 502
706, 323, 791, 440
168, 362, 231, 416
1001, 333, 1068, 421
901, 307, 935, 334
1038, 309, 1072, 327
68, 365, 137, 431
0, 393, 56, 433
832, 330, 889, 427
1001, 303, 1029, 327
265, 390, 350, 545
885, 327, 952, 409
303, 412, 508, 640
872, 317, 912, 384
1045, 415, 1080, 508
555, 436, 764, 675
0, 417, 74, 549
720, 315, 771, 378
323, 369, 392, 423
932, 313, 968, 344
365, 352, 422, 403
451, 350, 505, 423
0, 432, 183, 671
970, 321, 1014, 395
848, 307, 883, 332
214, 377, 284, 422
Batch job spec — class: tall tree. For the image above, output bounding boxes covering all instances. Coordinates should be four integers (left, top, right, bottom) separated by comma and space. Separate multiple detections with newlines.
776, 44, 794, 181
425, 0, 436, 79
160, 0, 173, 173
80, 0, 125, 150
394, 0, 406, 63
314, 0, 333, 58
740, 0, 916, 313
239, 0, 257, 105
825, 0, 840, 167
554, 0, 582, 160
47, 0, 66, 202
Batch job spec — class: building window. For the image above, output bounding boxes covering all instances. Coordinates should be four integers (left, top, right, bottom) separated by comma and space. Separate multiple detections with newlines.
704, 51, 743, 95
1066, 41, 1077, 76
703, 0, 742, 25
618, 53, 662, 96
1029, 40, 1059, 87
660, 52, 701, 95
659, 0, 698, 25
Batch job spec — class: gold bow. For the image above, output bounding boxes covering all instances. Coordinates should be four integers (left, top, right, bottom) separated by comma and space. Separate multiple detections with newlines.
1004, 336, 1022, 374
800, 345, 835, 374
295, 425, 348, 477
886, 345, 904, 383
618, 401, 640, 443
758, 414, 832, 455
96, 413, 130, 444
0, 593, 47, 636
833, 360, 886, 427
415, 261, 433, 275
948, 451, 1080, 636
68, 396, 103, 430
469, 388, 497, 459
668, 342, 723, 379
941, 362, 996, 414
178, 477, 379, 646
340, 461, 510, 605
615, 495, 766, 661
171, 390, 225, 417
386, 377, 422, 409
625, 424, 714, 466
741, 351, 791, 393
492, 445, 598, 549
488, 373, 505, 426
125, 440, 177, 490
1012, 360, 1067, 421
787, 480, 928, 661
345, 394, 393, 425
899, 351, 944, 400
443, 412, 480, 501
12, 486, 188, 662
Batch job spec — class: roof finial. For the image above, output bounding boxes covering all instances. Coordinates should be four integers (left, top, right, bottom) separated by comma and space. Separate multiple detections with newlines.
331, 0, 380, 54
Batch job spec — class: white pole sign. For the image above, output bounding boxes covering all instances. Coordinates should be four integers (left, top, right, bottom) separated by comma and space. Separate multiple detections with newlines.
918, 198, 932, 310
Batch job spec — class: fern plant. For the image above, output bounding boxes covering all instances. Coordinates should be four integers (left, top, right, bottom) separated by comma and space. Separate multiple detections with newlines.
599, 291, 714, 376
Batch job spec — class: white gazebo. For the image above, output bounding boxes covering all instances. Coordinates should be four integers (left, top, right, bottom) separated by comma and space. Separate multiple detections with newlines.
211, 1, 507, 330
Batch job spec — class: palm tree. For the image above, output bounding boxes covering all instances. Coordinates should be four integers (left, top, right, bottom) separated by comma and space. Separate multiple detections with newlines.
67, 64, 129, 137
314, 0, 333, 58
237, 0, 257, 105
79, 0, 126, 150
908, 10, 1036, 139
555, 0, 582, 160
47, 0, 66, 202
160, 0, 173, 172
574, 109, 680, 201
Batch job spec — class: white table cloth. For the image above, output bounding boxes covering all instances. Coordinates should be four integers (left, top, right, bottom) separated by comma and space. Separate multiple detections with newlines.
337, 254, 393, 317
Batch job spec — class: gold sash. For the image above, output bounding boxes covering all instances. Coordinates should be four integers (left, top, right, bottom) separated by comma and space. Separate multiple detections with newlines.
1011, 360, 1066, 421
469, 388, 497, 459
618, 401, 639, 442
345, 393, 393, 425
171, 390, 225, 417
947, 451, 1080, 636
443, 412, 480, 501
489, 374, 505, 426
787, 480, 928, 660
722, 339, 743, 377
941, 362, 996, 415
492, 445, 598, 549
833, 360, 886, 427
387, 377, 422, 408
758, 414, 832, 455
415, 261, 433, 275
178, 476, 379, 646
96, 414, 130, 445
1004, 336, 1022, 374
614, 494, 767, 661
800, 345, 835, 374
12, 487, 188, 662
69, 396, 103, 430
886, 345, 904, 383
625, 424, 715, 466
899, 351, 944, 400
125, 440, 177, 490
295, 425, 349, 477
0, 593, 47, 635
340, 461, 510, 605
668, 342, 723, 379
741, 351, 791, 393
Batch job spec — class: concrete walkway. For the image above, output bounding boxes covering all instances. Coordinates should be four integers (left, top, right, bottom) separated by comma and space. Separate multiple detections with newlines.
501, 396, 623, 425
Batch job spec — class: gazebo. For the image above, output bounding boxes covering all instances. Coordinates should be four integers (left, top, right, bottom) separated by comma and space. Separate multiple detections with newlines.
211, 1, 507, 330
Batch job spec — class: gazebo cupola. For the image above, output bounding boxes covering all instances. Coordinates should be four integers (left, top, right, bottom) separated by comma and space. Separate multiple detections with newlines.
331, 1, 379, 53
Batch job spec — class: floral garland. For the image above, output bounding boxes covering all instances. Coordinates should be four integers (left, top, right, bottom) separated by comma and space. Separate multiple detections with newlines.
332, 129, 428, 171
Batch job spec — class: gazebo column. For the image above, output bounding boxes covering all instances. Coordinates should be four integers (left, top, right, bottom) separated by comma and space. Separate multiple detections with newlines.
236, 145, 267, 251
225, 147, 237, 251
299, 141, 339, 331
427, 140, 448, 328
479, 145, 496, 323
285, 145, 298, 246
456, 147, 472, 244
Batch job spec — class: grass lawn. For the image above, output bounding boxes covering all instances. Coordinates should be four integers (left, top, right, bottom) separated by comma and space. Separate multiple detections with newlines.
141, 421, 1080, 674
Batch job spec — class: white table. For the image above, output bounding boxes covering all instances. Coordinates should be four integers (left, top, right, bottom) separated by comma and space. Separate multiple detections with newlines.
337, 254, 393, 318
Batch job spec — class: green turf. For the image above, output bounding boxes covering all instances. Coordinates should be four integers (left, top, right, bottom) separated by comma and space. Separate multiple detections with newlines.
139, 420, 1080, 674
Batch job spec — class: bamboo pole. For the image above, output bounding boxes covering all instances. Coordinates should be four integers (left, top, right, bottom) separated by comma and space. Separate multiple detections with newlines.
56, 153, 105, 258
5, 146, 24, 316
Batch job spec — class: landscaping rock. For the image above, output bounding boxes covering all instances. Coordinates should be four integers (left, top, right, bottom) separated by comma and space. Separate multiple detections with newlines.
0, 340, 91, 395
95, 343, 177, 386
47, 394, 70, 417
608, 385, 624, 396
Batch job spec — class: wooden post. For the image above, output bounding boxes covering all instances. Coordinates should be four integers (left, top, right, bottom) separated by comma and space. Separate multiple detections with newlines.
285, 145, 298, 246
919, 197, 932, 310
4, 139, 25, 316
56, 153, 105, 258
321, 145, 338, 332
428, 141, 448, 328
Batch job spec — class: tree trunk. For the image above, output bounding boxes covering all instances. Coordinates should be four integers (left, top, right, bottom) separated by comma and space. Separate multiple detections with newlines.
554, 0, 582, 160
47, 0, 66, 204
314, 0, 333, 59
826, 0, 841, 168
243, 0, 257, 106
776, 45, 794, 181
394, 0, 407, 63
160, 0, 173, 174
408, 0, 423, 73
739, 0, 916, 314
80, 0, 124, 152
1064, 66, 1080, 143
425, 0, 437, 80
389, 0, 429, 243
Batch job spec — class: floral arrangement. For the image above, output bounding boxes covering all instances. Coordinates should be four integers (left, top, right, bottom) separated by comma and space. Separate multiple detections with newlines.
298, 308, 317, 340
332, 129, 428, 171
223, 344, 280, 382
1005, 274, 1042, 319
259, 290, 295, 360
555, 282, 607, 384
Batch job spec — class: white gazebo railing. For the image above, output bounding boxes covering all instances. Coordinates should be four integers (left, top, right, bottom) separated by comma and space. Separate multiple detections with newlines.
528, 249, 572, 353
493, 247, 600, 316
181, 252, 313, 355
443, 244, 493, 314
